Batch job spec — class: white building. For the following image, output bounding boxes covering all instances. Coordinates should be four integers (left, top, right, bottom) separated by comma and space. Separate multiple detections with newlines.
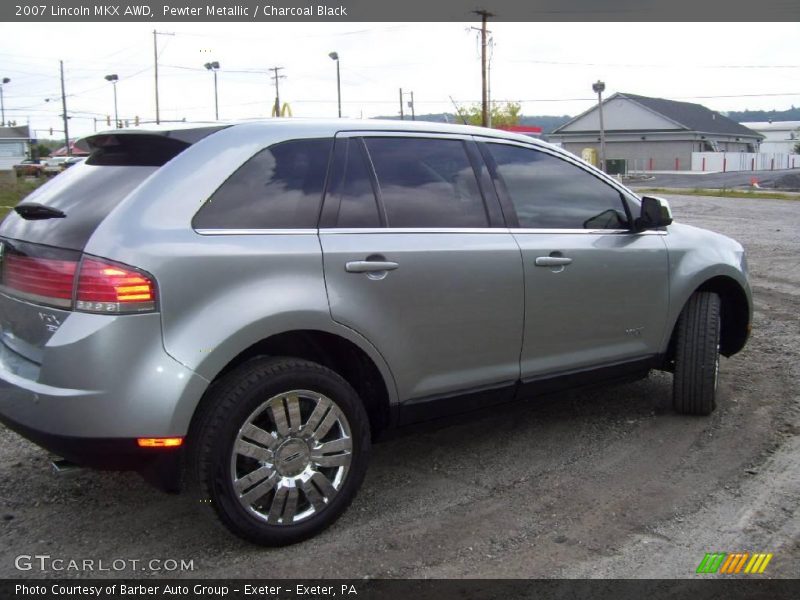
0, 125, 31, 172
549, 93, 763, 171
740, 121, 800, 154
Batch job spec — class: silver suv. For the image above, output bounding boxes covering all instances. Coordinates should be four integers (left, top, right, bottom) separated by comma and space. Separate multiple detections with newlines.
0, 120, 751, 545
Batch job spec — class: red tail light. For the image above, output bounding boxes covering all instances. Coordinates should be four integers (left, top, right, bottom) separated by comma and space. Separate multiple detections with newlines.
76, 258, 157, 314
0, 240, 156, 314
1, 254, 77, 308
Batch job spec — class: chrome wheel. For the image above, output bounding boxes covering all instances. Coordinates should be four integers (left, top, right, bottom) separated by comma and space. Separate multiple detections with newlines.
230, 390, 352, 525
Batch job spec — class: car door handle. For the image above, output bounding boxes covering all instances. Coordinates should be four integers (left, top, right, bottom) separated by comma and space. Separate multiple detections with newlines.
345, 261, 400, 273
535, 256, 573, 267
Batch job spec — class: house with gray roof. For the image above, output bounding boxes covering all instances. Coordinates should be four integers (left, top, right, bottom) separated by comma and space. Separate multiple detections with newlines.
549, 93, 763, 171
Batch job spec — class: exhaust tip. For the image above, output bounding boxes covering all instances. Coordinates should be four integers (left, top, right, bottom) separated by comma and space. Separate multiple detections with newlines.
50, 458, 81, 476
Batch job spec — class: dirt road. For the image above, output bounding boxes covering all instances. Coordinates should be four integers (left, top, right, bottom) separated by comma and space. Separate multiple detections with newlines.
1, 194, 798, 579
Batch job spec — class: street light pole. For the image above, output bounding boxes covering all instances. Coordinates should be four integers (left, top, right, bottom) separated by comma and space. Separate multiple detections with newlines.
204, 62, 220, 120
104, 74, 119, 127
213, 69, 218, 120
329, 52, 341, 118
0, 78, 9, 126
592, 80, 607, 172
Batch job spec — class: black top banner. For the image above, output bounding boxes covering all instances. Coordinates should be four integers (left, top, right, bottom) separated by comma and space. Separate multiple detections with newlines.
3, 0, 800, 22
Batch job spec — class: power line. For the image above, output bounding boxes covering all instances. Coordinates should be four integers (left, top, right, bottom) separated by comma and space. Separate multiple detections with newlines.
508, 58, 800, 69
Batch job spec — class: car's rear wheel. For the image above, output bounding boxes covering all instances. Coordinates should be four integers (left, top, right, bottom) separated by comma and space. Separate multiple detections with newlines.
194, 357, 370, 546
673, 291, 722, 416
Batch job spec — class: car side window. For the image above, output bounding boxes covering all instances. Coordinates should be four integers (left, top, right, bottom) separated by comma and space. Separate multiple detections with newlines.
193, 138, 332, 230
364, 137, 489, 228
486, 143, 630, 230
325, 138, 382, 228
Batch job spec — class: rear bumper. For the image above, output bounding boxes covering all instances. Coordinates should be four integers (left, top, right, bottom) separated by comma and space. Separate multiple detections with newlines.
0, 411, 176, 470
0, 311, 209, 442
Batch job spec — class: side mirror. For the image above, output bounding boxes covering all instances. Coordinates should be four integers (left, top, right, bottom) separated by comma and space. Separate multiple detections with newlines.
635, 196, 673, 231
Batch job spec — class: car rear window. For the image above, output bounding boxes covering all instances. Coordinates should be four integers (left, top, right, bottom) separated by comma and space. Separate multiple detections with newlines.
0, 131, 219, 251
0, 164, 157, 250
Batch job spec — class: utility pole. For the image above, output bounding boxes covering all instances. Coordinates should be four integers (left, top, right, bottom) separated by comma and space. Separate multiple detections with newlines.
153, 30, 174, 125
59, 60, 70, 156
0, 78, 9, 126
270, 67, 285, 117
474, 10, 493, 128
487, 36, 494, 128
399, 88, 404, 120
410, 91, 415, 121
153, 30, 159, 125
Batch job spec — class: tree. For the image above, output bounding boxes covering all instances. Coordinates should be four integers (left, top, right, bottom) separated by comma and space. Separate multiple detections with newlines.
35, 143, 53, 158
457, 101, 522, 128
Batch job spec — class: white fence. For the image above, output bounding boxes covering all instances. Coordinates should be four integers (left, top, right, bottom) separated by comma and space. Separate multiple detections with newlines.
691, 152, 800, 172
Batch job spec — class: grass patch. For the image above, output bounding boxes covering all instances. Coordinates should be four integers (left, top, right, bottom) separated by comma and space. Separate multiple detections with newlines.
0, 178, 46, 219
635, 187, 800, 201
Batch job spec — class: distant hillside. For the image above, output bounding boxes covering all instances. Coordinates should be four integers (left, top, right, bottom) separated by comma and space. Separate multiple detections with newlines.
375, 107, 799, 133
725, 106, 800, 122
374, 113, 571, 134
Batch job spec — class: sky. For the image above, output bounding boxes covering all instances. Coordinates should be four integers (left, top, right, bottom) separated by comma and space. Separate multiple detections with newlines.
0, 21, 799, 139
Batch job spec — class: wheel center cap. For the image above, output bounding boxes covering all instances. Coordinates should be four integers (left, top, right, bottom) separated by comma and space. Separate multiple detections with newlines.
275, 438, 310, 477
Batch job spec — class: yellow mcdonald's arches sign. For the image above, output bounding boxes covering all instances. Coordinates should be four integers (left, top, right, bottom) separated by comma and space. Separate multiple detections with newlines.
271, 103, 293, 117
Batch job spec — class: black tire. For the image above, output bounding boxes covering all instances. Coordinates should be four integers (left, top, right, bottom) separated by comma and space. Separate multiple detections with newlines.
192, 357, 371, 546
673, 292, 722, 416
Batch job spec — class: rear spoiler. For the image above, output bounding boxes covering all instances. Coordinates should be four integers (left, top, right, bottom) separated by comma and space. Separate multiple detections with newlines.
75, 126, 230, 167
75, 125, 229, 154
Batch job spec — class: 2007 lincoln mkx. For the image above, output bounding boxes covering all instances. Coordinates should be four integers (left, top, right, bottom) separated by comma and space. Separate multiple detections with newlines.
0, 120, 751, 545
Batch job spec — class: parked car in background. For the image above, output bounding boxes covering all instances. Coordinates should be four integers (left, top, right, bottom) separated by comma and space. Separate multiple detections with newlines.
0, 120, 752, 547
12, 159, 42, 178
62, 156, 86, 170
42, 156, 70, 176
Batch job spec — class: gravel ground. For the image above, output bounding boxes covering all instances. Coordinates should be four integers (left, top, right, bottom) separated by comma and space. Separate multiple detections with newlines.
1, 194, 798, 579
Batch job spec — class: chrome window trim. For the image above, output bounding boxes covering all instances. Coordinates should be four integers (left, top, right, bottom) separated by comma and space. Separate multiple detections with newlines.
195, 229, 318, 236
196, 227, 666, 236
511, 228, 667, 236
319, 228, 512, 235
318, 227, 666, 235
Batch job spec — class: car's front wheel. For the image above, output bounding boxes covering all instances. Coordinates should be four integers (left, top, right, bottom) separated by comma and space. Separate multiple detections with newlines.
673, 291, 722, 416
194, 357, 370, 546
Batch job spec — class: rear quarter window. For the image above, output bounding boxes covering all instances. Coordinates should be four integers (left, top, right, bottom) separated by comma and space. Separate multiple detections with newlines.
193, 138, 333, 230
